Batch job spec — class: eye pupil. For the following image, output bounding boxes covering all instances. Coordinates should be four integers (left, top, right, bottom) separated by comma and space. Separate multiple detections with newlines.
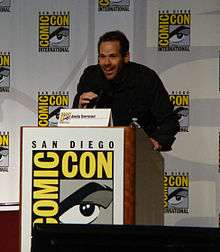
57, 34, 63, 40
177, 33, 183, 39
80, 203, 95, 216
175, 195, 182, 201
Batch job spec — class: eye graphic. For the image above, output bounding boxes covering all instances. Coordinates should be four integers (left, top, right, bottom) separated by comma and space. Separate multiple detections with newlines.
0, 75, 6, 83
169, 26, 190, 43
174, 107, 189, 122
60, 202, 100, 224
0, 154, 4, 162
48, 107, 63, 126
168, 188, 188, 207
0, 147, 9, 164
59, 182, 113, 224
0, 67, 9, 84
49, 27, 69, 46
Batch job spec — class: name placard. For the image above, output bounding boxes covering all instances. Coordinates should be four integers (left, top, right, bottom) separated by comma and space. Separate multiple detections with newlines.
58, 108, 112, 126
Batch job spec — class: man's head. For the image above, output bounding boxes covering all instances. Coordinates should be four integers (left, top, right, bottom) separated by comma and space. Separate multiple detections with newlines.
98, 30, 130, 80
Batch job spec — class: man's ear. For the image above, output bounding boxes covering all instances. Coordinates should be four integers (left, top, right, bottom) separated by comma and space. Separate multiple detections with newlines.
124, 51, 130, 63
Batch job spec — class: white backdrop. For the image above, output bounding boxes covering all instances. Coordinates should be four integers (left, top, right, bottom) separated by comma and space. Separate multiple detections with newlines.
0, 0, 220, 227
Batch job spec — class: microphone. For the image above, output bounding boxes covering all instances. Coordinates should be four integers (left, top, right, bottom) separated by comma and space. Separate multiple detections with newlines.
130, 117, 141, 128
86, 90, 103, 108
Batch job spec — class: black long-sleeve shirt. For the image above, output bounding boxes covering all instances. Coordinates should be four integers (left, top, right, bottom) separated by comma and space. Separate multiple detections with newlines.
73, 62, 180, 151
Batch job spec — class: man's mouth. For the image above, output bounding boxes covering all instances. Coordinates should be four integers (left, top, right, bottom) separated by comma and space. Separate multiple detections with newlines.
103, 68, 114, 75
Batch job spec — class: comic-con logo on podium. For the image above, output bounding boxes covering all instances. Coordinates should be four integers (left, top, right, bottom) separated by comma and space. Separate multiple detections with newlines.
31, 148, 113, 226
164, 172, 189, 214
0, 131, 9, 172
0, 0, 11, 12
98, 0, 130, 12
170, 91, 190, 132
38, 91, 69, 127
0, 52, 10, 92
39, 11, 70, 52
158, 10, 191, 51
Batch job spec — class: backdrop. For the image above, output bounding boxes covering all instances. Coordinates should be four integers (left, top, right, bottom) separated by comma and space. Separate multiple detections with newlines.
0, 0, 219, 227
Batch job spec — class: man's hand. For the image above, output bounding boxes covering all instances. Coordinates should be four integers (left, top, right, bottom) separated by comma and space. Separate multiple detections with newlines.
149, 137, 162, 151
79, 92, 98, 108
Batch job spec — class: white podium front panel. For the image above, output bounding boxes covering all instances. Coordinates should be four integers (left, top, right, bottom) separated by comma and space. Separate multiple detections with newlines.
20, 126, 124, 252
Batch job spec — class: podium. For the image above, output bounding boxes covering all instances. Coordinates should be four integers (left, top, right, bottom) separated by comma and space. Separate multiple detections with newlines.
20, 126, 163, 252
135, 128, 164, 225
20, 126, 135, 252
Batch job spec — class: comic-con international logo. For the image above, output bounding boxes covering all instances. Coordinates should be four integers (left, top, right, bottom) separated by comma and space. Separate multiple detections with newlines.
39, 11, 70, 52
32, 149, 113, 226
0, 0, 11, 12
0, 52, 10, 92
98, 0, 130, 11
158, 10, 191, 51
170, 91, 190, 132
0, 132, 9, 172
164, 173, 189, 214
38, 91, 69, 127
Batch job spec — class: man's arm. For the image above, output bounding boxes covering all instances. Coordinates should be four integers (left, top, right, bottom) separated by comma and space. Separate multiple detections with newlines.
72, 66, 99, 108
144, 72, 180, 151
78, 92, 98, 108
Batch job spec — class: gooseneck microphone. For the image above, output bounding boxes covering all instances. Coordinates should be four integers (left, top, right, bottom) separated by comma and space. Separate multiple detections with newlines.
86, 90, 103, 108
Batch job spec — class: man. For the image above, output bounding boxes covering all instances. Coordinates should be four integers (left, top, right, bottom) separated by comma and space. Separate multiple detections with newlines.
72, 30, 179, 151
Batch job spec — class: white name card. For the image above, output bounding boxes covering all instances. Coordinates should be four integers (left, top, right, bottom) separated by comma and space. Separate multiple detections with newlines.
58, 108, 112, 126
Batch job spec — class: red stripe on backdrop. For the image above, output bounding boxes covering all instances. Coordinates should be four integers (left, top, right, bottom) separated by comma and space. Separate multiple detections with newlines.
0, 211, 19, 252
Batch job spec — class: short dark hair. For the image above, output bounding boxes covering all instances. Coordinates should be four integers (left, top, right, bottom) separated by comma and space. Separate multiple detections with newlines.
98, 30, 129, 57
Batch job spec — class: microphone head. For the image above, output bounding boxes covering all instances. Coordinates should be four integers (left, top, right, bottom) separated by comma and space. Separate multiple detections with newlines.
86, 97, 99, 108
86, 90, 104, 108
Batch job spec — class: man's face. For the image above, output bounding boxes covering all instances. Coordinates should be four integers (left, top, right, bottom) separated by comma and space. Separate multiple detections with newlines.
98, 41, 129, 80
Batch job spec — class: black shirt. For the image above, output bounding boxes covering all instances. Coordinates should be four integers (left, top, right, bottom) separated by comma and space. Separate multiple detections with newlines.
72, 62, 180, 151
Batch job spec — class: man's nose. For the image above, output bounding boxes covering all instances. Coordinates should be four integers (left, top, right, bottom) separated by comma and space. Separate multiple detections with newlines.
103, 57, 111, 65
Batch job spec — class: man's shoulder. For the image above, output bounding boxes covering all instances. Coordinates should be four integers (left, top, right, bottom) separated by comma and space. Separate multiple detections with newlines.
84, 64, 100, 73
127, 62, 164, 91
81, 64, 103, 80
129, 62, 157, 76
